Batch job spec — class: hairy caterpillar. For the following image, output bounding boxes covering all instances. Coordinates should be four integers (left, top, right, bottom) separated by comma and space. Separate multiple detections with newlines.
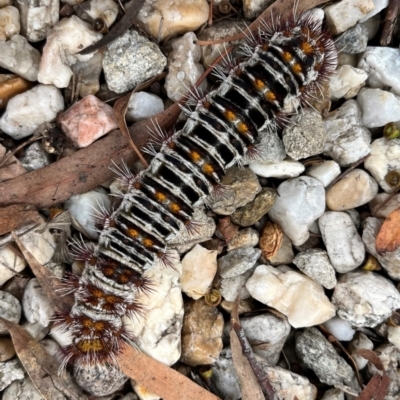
55, 12, 337, 369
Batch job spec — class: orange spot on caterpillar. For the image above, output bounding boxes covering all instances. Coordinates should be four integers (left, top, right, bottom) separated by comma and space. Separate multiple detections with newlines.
282, 51, 292, 62
224, 110, 237, 121
77, 338, 105, 353
292, 63, 302, 74
300, 41, 314, 55
142, 238, 154, 248
169, 203, 181, 213
237, 121, 249, 133
127, 228, 139, 238
202, 163, 214, 174
155, 191, 167, 202
265, 91, 276, 102
254, 79, 266, 91
189, 150, 202, 163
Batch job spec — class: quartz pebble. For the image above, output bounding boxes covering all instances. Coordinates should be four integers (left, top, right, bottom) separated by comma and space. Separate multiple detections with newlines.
326, 169, 378, 210
38, 16, 102, 88
227, 228, 259, 252
243, 0, 275, 19
23, 320, 48, 341
322, 388, 345, 400
268, 176, 325, 246
137, 0, 209, 41
73, 0, 118, 27
210, 167, 261, 215
126, 91, 164, 122
329, 65, 367, 100
73, 51, 103, 97
218, 247, 261, 279
224, 313, 290, 364
64, 188, 111, 240
60, 95, 117, 148
181, 299, 224, 366
230, 188, 277, 227
332, 271, 400, 327
0, 35, 41, 81
325, 0, 374, 34
296, 327, 355, 387
282, 109, 326, 160
293, 249, 337, 290
0, 245, 26, 286
358, 47, 400, 96
246, 265, 336, 328
358, 88, 400, 128
388, 326, 400, 351
249, 158, 305, 179
16, 0, 59, 42
181, 244, 218, 300
306, 160, 341, 187
364, 137, 400, 193
369, 192, 400, 218
19, 142, 51, 171
319, 211, 364, 273
22, 278, 54, 327
0, 291, 21, 335
323, 316, 356, 341
103, 29, 167, 94
360, 0, 389, 22
124, 257, 184, 366
335, 23, 368, 54
0, 84, 64, 140
0, 6, 20, 41
165, 32, 207, 102
348, 332, 374, 369
323, 99, 371, 166
0, 359, 25, 392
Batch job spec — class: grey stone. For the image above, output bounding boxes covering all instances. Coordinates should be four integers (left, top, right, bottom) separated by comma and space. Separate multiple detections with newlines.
335, 23, 368, 54
0, 291, 21, 335
0, 359, 25, 392
218, 247, 261, 278
19, 142, 51, 172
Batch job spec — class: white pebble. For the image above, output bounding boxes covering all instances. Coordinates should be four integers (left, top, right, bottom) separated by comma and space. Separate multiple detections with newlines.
347, 333, 374, 369
369, 192, 400, 218
0, 6, 20, 41
249, 158, 305, 179
323, 316, 355, 341
77, 0, 118, 27
0, 291, 21, 335
306, 160, 341, 187
329, 65, 367, 100
0, 84, 64, 140
0, 245, 26, 286
360, 0, 389, 22
268, 177, 325, 246
38, 16, 102, 88
319, 211, 365, 273
246, 265, 336, 328
126, 91, 164, 122
65, 188, 111, 240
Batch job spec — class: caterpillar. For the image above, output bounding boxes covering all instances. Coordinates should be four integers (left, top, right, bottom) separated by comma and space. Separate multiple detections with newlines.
55, 12, 337, 370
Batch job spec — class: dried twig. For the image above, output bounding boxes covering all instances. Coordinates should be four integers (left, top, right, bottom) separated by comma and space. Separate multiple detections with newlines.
380, 0, 400, 46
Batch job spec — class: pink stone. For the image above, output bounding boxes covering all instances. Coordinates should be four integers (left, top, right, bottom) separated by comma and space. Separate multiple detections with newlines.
60, 95, 118, 148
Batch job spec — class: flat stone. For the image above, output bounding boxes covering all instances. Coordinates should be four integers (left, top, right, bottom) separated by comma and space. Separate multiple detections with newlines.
329, 65, 367, 100
0, 244, 26, 286
227, 228, 259, 252
218, 247, 261, 278
249, 158, 305, 179
335, 23, 368, 54
306, 160, 341, 187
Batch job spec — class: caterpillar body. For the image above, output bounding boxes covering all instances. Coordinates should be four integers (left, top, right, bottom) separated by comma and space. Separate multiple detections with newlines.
56, 13, 337, 369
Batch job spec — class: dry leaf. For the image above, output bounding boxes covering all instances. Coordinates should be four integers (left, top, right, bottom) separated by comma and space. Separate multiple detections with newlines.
0, 317, 86, 400
375, 208, 400, 253
118, 344, 221, 400
0, 204, 42, 236
259, 221, 283, 259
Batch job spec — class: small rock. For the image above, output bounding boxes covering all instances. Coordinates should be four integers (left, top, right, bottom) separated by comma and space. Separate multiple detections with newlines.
132, 383, 159, 400
19, 141, 51, 171
362, 12, 381, 39
0, 245, 26, 286
230, 188, 277, 227
0, 35, 41, 81
22, 278, 54, 327
103, 29, 167, 94
73, 0, 118, 27
296, 327, 355, 387
65, 188, 111, 240
181, 298, 224, 366
337, 52, 358, 67
364, 137, 400, 193
369, 192, 400, 218
0, 291, 21, 335
306, 160, 341, 187
347, 332, 374, 369
73, 51, 104, 97
323, 99, 371, 166
360, 0, 389, 22
218, 247, 261, 278
249, 158, 305, 179
388, 325, 400, 352
126, 91, 164, 122
0, 6, 20, 41
358, 47, 400, 96
335, 23, 368, 54
38, 16, 102, 88
243, 0, 275, 19
325, 0, 375, 34
323, 316, 356, 341
181, 244, 218, 300
227, 228, 259, 252
16, 0, 59, 42
165, 32, 207, 102
248, 129, 287, 164
220, 299, 254, 315
362, 217, 400, 280
319, 211, 365, 273
0, 338, 15, 362
0, 84, 64, 140
326, 169, 378, 210
322, 388, 345, 400
332, 271, 400, 327
329, 65, 367, 100
246, 265, 336, 328
74, 363, 128, 396
60, 95, 117, 148
137, 0, 209, 41
210, 166, 261, 215
217, 216, 239, 242
293, 249, 337, 290
282, 109, 326, 160
124, 256, 184, 366
224, 313, 291, 365
269, 233, 295, 266
268, 176, 325, 246
22, 321, 48, 341
220, 266, 254, 302
0, 359, 25, 392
